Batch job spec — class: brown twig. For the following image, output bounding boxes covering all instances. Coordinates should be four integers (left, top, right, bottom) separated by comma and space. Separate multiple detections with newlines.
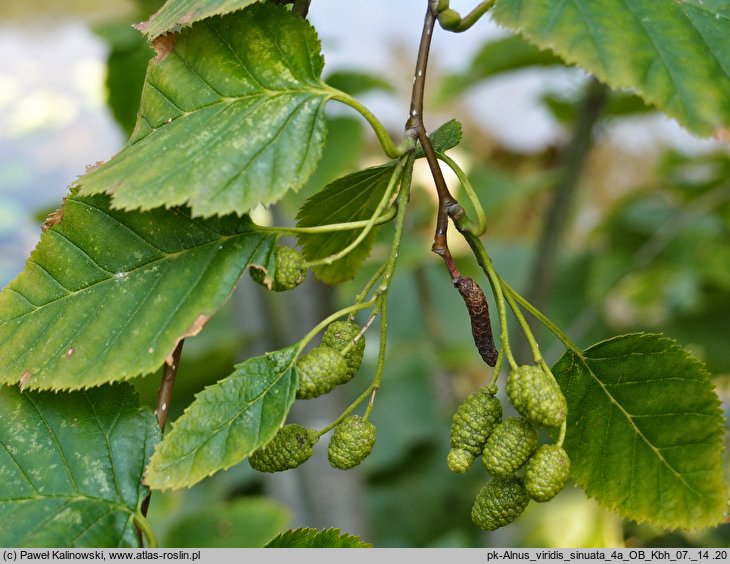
155, 340, 184, 430
292, 0, 311, 17
139, 339, 185, 528
407, 1, 462, 278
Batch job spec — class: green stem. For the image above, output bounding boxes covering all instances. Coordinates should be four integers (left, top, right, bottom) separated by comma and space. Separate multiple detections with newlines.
334, 161, 414, 425
436, 151, 487, 236
488, 350, 503, 388
364, 297, 388, 420
454, 0, 495, 31
314, 295, 388, 438
340, 309, 378, 358
257, 207, 397, 236
330, 90, 403, 159
557, 420, 566, 447
503, 289, 542, 364
314, 383, 376, 438
377, 154, 416, 293
303, 160, 405, 268
353, 262, 388, 312
295, 298, 379, 357
499, 277, 583, 358
438, 1, 495, 32
133, 513, 158, 549
461, 233, 517, 370
370, 297, 388, 390
294, 155, 413, 359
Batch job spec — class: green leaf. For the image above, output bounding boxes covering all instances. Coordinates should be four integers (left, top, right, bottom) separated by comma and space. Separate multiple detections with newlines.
415, 119, 463, 158
0, 383, 160, 547
145, 346, 298, 490
283, 117, 365, 215
492, 0, 730, 137
438, 35, 565, 101
297, 164, 398, 284
78, 4, 332, 217
265, 528, 372, 548
0, 192, 276, 391
137, 0, 259, 39
552, 333, 727, 529
165, 497, 289, 547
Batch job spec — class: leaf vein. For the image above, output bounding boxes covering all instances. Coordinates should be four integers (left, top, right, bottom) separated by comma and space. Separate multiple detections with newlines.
83, 392, 125, 504
25, 260, 72, 295
22, 395, 78, 491
154, 353, 296, 470
580, 355, 703, 496
208, 97, 313, 203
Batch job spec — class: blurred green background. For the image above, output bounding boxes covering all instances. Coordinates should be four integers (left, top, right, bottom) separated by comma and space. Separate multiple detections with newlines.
1, 0, 728, 548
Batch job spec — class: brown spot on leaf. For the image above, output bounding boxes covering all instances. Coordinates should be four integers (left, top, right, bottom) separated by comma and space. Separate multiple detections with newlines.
714, 128, 730, 144
42, 208, 64, 233
85, 160, 105, 173
153, 34, 176, 62
165, 314, 210, 365
42, 194, 70, 232
19, 370, 31, 391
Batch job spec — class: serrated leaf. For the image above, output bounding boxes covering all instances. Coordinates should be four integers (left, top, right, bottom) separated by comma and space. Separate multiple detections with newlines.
552, 333, 727, 529
0, 383, 160, 547
137, 0, 259, 39
145, 346, 298, 490
438, 35, 565, 101
296, 164, 397, 284
492, 0, 730, 137
265, 527, 372, 548
165, 497, 289, 547
295, 119, 462, 285
415, 119, 463, 158
79, 4, 333, 217
0, 192, 276, 391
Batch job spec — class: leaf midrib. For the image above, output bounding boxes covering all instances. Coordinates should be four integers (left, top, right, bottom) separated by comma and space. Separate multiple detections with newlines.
134, 83, 333, 144
574, 351, 705, 496
2, 494, 133, 514
0, 216, 258, 325
154, 353, 296, 472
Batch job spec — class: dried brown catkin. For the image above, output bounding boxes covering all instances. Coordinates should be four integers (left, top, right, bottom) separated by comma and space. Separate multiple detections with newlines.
454, 276, 498, 366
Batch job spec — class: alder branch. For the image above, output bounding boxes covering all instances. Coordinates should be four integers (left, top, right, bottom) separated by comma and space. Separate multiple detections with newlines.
155, 340, 184, 430
408, 1, 463, 279
139, 339, 185, 526
293, 0, 311, 17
